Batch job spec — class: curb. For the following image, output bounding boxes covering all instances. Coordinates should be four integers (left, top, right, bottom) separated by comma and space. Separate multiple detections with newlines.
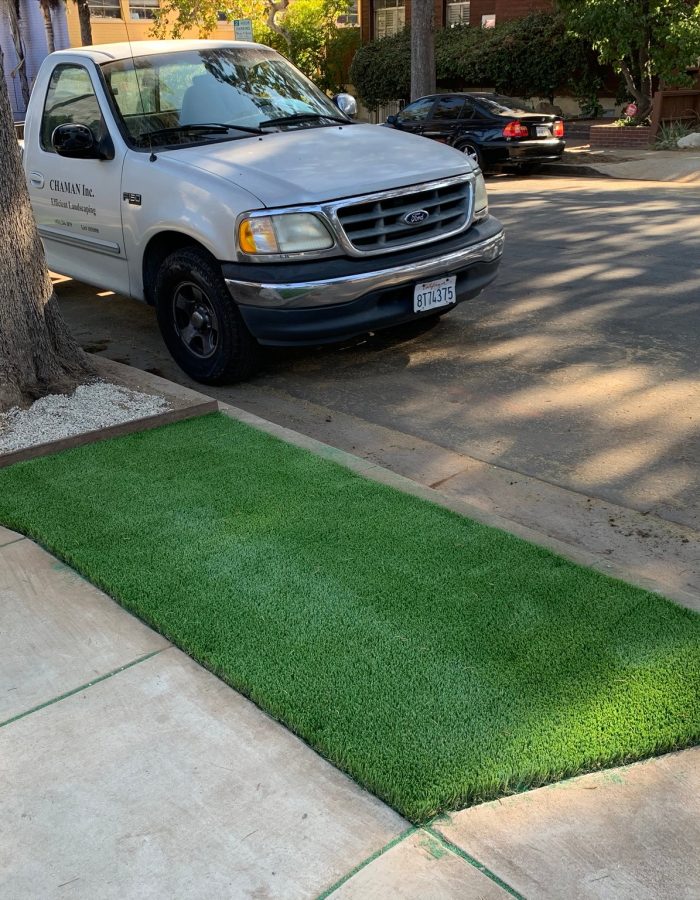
3, 360, 696, 612
537, 162, 612, 178
218, 402, 699, 612
0, 356, 217, 469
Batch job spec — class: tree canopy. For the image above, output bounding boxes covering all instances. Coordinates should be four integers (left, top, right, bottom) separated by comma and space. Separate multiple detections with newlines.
151, 0, 356, 92
350, 13, 599, 110
557, 0, 700, 118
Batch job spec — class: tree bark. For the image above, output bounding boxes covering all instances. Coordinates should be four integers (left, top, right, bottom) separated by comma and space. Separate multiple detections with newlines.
619, 60, 652, 120
410, 0, 435, 102
40, 0, 56, 54
0, 45, 93, 411
75, 0, 93, 46
265, 0, 292, 49
6, 0, 31, 107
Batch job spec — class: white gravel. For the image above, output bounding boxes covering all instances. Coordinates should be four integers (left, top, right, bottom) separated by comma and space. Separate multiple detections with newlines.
0, 381, 170, 453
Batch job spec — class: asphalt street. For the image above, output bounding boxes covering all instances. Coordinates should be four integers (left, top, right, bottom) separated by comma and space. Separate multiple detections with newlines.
57, 176, 700, 532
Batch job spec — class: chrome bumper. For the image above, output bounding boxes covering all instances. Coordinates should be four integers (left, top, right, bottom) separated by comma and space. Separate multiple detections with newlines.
225, 230, 505, 309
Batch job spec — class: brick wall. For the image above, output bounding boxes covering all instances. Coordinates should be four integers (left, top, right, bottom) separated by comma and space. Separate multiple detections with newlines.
361, 0, 554, 42
589, 125, 653, 149
495, 0, 552, 20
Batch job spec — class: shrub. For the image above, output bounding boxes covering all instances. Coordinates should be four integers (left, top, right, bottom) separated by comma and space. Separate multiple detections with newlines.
655, 118, 700, 149
348, 29, 411, 109
350, 12, 605, 112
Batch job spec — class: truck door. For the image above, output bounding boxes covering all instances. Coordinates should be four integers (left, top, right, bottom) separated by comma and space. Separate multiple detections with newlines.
27, 63, 129, 296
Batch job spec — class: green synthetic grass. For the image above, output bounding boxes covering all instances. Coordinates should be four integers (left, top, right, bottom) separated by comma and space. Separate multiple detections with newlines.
0, 413, 698, 821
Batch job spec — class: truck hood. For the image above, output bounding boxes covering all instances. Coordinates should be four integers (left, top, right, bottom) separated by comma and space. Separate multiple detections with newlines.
171, 124, 472, 208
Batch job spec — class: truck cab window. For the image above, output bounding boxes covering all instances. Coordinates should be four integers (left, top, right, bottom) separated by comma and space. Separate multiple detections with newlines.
40, 65, 108, 153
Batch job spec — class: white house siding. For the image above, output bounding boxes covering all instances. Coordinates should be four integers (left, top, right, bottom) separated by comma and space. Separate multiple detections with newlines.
1, 0, 69, 120
50, 4, 71, 51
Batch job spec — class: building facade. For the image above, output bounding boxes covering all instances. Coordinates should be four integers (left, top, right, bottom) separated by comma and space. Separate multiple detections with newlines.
1, 0, 238, 120
1, 0, 71, 120
62, 1, 236, 49
360, 0, 553, 43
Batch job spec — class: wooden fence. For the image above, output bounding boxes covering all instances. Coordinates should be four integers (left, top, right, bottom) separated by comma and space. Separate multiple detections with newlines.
650, 88, 700, 138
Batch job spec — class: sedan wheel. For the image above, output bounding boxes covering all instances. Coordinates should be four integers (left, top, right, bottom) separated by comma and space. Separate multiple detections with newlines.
460, 143, 482, 168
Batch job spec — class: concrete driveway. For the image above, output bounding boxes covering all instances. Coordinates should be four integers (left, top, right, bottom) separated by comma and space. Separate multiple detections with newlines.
56, 176, 700, 602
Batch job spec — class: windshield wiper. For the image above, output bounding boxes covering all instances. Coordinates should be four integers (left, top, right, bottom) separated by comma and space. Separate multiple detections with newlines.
259, 113, 349, 128
140, 122, 264, 145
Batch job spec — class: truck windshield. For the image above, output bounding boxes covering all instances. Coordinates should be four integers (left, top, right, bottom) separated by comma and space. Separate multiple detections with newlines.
102, 46, 349, 148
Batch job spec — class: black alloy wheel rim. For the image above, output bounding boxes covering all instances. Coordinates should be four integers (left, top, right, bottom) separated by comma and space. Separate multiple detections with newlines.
172, 281, 220, 360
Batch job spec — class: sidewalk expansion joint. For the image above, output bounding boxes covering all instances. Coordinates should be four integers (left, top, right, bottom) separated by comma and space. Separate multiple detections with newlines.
0, 648, 167, 730
0, 535, 27, 549
316, 826, 417, 899
424, 825, 526, 900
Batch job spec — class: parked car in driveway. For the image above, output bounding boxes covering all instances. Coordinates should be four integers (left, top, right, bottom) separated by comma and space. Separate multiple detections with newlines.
386, 93, 565, 173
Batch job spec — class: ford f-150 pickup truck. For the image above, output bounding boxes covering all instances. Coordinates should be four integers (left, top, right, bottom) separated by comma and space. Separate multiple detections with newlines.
22, 39, 505, 383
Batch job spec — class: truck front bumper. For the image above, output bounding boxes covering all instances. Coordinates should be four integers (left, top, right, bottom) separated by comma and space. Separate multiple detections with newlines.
222, 216, 504, 347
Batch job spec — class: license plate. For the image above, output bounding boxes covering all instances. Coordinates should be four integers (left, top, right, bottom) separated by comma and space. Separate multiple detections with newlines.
414, 276, 456, 313
536, 125, 551, 137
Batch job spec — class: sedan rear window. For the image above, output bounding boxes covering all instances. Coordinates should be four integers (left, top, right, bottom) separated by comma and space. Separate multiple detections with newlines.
477, 96, 535, 116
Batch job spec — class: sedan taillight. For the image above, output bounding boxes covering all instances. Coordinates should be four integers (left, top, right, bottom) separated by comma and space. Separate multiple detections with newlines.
553, 119, 565, 138
503, 121, 529, 138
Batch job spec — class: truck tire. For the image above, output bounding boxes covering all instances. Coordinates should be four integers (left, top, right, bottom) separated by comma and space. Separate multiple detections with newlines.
155, 247, 260, 384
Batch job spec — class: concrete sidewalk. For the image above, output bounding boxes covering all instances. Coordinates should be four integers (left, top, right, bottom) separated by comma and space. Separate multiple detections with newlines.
541, 145, 700, 183
1, 415, 699, 897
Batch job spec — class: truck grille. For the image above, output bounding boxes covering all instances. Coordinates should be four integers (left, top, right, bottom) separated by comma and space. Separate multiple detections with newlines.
335, 176, 472, 255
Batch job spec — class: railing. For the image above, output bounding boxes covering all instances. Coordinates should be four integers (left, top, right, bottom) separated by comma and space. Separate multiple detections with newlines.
357, 99, 404, 125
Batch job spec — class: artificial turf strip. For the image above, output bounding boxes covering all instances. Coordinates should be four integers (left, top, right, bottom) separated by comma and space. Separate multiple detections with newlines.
0, 413, 698, 822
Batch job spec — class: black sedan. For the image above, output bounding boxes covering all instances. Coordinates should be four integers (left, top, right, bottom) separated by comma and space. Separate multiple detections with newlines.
386, 93, 565, 172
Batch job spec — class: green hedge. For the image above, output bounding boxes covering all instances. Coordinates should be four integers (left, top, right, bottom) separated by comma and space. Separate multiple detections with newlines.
350, 13, 603, 111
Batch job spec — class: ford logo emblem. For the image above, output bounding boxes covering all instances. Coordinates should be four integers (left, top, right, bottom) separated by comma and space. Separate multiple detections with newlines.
402, 209, 430, 226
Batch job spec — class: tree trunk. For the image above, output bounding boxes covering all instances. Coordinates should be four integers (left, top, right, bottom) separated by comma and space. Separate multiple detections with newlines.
75, 0, 93, 46
6, 0, 31, 108
265, 0, 292, 49
410, 0, 435, 101
40, 0, 56, 54
619, 61, 652, 120
0, 46, 93, 411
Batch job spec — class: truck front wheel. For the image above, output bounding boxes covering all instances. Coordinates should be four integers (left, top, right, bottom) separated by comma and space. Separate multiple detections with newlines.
154, 247, 259, 384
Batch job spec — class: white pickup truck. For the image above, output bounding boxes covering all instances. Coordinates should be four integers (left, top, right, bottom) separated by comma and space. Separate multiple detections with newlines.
22, 39, 505, 383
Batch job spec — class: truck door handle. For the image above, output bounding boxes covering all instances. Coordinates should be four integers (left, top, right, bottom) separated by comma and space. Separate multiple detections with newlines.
29, 172, 45, 188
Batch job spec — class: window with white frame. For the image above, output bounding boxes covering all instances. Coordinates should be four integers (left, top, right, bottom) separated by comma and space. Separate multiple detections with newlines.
446, 0, 470, 26
337, 0, 358, 26
129, 0, 158, 19
89, 0, 122, 18
374, 0, 405, 38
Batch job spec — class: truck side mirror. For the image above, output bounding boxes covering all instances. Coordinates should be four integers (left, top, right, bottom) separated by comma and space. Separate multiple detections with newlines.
52, 123, 114, 161
333, 93, 357, 119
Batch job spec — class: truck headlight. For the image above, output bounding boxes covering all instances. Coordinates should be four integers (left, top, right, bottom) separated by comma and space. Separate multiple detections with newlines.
238, 213, 334, 255
473, 171, 488, 221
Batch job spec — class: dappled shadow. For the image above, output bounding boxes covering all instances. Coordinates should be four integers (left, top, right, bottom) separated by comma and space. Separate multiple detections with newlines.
55, 179, 700, 530
254, 180, 700, 529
